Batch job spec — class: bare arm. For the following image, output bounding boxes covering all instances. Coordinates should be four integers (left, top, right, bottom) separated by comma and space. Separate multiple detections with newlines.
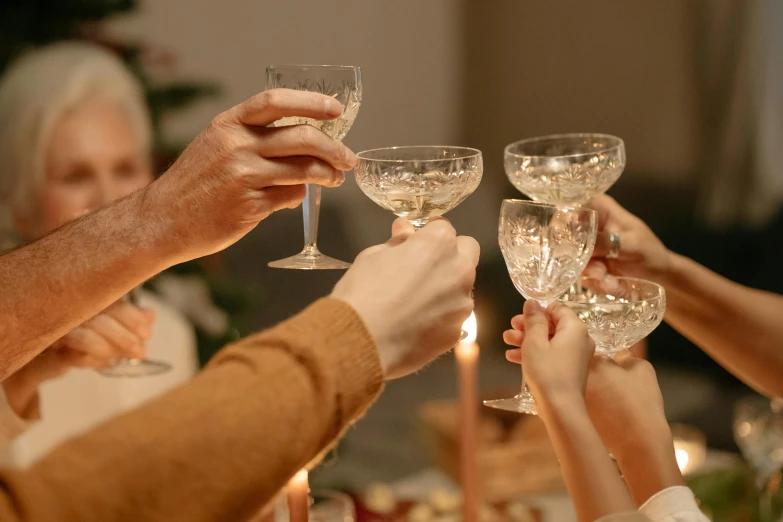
660, 253, 783, 398
518, 301, 636, 522
539, 396, 637, 522
0, 191, 170, 380
586, 195, 783, 398
0, 87, 357, 382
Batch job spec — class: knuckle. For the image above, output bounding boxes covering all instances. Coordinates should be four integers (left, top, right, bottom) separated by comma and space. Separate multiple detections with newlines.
295, 124, 318, 147
256, 90, 276, 111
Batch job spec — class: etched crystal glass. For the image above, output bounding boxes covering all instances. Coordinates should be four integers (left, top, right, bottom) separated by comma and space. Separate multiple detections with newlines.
560, 276, 666, 355
484, 200, 597, 414
266, 65, 362, 270
505, 133, 625, 207
355, 146, 483, 228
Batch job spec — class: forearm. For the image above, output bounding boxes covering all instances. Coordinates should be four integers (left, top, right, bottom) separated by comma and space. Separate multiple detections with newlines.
661, 252, 783, 397
0, 188, 174, 381
0, 299, 384, 522
613, 425, 685, 507
539, 395, 636, 522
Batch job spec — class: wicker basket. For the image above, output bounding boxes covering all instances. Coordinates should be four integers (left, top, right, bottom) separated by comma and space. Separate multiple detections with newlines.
417, 393, 565, 503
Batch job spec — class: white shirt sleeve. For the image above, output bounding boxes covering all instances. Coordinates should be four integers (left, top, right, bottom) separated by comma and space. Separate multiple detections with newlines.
639, 486, 711, 522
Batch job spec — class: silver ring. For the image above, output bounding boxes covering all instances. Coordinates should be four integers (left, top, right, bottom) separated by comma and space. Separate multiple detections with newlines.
607, 232, 621, 259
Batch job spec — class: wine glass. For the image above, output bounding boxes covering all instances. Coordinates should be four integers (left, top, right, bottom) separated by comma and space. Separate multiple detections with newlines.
504, 133, 625, 207
355, 145, 482, 341
266, 65, 362, 270
560, 276, 666, 355
734, 396, 783, 521
354, 145, 482, 228
483, 200, 597, 414
98, 286, 172, 377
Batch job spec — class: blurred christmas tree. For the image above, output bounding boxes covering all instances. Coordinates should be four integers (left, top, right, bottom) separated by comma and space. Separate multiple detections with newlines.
0, 0, 258, 364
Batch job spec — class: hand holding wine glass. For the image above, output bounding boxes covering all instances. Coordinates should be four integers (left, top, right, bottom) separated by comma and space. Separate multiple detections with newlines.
331, 218, 479, 380
266, 65, 362, 270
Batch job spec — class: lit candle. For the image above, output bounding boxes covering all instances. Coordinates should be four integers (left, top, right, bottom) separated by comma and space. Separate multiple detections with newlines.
671, 424, 706, 475
287, 470, 310, 522
456, 311, 479, 522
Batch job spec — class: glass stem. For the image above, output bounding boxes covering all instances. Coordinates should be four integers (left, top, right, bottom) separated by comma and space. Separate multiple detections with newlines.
302, 184, 321, 256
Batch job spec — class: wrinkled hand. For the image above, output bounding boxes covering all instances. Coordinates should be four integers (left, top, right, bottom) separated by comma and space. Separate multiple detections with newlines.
147, 88, 358, 263
332, 218, 479, 379
2, 300, 154, 416
507, 301, 595, 407
584, 195, 672, 282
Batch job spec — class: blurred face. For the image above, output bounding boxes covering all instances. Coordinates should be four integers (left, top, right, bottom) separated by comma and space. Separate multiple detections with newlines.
20, 97, 152, 237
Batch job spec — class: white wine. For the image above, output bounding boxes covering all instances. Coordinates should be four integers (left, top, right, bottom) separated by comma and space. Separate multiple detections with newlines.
356, 165, 482, 228
507, 172, 618, 207
276, 97, 360, 141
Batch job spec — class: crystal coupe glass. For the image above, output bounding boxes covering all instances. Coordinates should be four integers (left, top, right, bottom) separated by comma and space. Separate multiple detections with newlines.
504, 133, 625, 207
355, 145, 482, 341
560, 276, 666, 355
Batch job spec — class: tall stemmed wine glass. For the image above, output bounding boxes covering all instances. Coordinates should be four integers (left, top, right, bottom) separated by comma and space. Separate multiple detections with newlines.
98, 287, 172, 377
355, 145, 483, 340
266, 65, 362, 270
483, 200, 597, 414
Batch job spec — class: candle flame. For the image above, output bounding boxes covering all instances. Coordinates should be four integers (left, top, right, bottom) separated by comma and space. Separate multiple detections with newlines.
461, 311, 477, 343
675, 448, 689, 472
291, 469, 309, 487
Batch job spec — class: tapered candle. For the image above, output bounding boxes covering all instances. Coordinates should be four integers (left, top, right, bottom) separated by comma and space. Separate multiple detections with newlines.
456, 311, 479, 522
287, 470, 309, 522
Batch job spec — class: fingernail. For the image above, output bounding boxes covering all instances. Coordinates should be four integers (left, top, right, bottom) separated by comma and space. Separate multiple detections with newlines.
324, 97, 343, 116
344, 147, 358, 167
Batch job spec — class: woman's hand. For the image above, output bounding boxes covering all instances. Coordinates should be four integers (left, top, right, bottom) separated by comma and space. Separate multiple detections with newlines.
2, 300, 155, 417
511, 300, 596, 409
584, 195, 673, 282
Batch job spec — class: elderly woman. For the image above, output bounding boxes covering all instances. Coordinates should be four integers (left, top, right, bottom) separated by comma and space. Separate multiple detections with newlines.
0, 42, 198, 466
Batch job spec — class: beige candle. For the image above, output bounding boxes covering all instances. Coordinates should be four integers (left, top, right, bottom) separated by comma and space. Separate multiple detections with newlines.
287, 470, 309, 522
456, 311, 480, 522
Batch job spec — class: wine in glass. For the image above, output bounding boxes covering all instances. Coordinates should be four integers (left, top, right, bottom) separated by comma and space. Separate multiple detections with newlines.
355, 145, 483, 340
504, 133, 625, 207
266, 65, 362, 270
98, 287, 172, 378
484, 200, 597, 414
560, 276, 666, 355
355, 145, 482, 228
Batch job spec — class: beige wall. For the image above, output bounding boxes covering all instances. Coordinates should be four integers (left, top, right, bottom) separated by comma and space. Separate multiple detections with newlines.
111, 0, 701, 255
110, 0, 470, 248
462, 1, 702, 189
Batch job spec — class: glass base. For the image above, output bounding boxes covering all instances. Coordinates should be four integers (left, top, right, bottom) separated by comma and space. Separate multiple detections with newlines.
268, 249, 351, 270
483, 391, 538, 415
98, 358, 172, 378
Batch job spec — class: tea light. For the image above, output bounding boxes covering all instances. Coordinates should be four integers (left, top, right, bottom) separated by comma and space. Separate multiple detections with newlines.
455, 312, 479, 522
670, 424, 707, 475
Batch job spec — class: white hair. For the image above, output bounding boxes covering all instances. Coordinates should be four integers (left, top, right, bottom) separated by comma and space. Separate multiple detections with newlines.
0, 41, 152, 239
